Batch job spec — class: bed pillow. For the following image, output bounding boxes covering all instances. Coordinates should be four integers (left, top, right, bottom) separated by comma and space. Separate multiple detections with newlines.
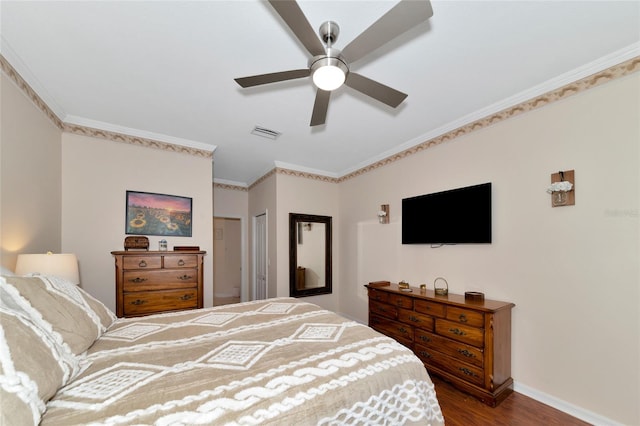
3, 275, 115, 355
0, 292, 80, 426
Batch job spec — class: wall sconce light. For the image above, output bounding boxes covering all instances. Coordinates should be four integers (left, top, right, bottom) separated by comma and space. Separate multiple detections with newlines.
378, 204, 390, 224
547, 170, 575, 207
15, 252, 80, 285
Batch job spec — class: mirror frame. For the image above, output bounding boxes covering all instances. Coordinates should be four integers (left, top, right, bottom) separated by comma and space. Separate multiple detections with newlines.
289, 213, 332, 297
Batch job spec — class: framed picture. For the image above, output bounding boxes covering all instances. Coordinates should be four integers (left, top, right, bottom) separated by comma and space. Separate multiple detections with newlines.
125, 191, 192, 237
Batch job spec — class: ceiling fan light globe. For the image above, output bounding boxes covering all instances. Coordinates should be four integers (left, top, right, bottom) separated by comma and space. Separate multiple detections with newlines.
313, 65, 346, 91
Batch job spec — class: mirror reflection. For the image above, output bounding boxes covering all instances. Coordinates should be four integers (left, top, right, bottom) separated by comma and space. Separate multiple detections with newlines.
289, 213, 332, 297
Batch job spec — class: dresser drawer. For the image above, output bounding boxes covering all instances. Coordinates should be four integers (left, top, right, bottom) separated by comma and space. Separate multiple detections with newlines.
164, 255, 198, 268
414, 329, 484, 367
446, 306, 484, 328
370, 300, 397, 319
370, 315, 413, 346
387, 294, 413, 309
435, 319, 484, 348
414, 299, 446, 318
398, 308, 434, 332
123, 289, 198, 316
368, 289, 389, 303
123, 269, 198, 291
123, 255, 162, 270
415, 344, 485, 387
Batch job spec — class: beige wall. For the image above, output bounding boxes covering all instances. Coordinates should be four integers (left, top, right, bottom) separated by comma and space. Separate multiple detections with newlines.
276, 173, 340, 311
61, 133, 214, 311
338, 73, 639, 425
1, 74, 63, 270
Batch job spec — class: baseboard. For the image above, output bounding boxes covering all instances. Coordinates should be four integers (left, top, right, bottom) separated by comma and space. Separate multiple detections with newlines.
513, 381, 622, 426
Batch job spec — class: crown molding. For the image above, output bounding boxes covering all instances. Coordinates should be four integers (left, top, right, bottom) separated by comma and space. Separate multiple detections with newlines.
213, 179, 248, 192
0, 37, 67, 122
0, 52, 64, 130
1, 50, 215, 160
3, 40, 637, 188
337, 50, 640, 182
64, 115, 216, 155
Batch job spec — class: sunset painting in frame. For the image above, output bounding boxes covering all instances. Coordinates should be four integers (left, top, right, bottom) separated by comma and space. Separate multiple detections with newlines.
126, 191, 192, 237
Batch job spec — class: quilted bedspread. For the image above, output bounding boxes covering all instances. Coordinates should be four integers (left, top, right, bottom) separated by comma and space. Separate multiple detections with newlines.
42, 298, 444, 425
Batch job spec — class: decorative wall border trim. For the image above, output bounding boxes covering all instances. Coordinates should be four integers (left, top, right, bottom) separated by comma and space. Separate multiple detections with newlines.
214, 182, 248, 192
1, 53, 212, 160
1, 54, 64, 130
63, 123, 213, 159
248, 168, 277, 191
4, 51, 637, 185
335, 55, 640, 183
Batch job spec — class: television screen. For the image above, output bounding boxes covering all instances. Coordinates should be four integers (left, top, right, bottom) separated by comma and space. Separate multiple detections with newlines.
402, 183, 492, 245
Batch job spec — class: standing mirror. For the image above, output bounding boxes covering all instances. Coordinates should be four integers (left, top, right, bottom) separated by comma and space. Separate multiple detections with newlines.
289, 213, 332, 297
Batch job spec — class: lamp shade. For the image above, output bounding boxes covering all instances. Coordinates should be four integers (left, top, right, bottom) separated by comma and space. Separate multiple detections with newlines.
15, 253, 80, 285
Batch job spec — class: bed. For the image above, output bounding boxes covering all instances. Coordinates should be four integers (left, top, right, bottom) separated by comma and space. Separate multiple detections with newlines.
1, 275, 444, 425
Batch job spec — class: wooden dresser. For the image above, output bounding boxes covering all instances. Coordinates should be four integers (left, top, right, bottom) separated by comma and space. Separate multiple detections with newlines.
365, 282, 514, 406
112, 250, 206, 317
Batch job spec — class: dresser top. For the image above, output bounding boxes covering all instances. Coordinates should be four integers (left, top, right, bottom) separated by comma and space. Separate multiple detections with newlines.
111, 250, 206, 255
365, 282, 514, 312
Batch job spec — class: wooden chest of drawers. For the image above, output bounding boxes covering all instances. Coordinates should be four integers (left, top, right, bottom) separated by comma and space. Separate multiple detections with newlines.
112, 251, 206, 317
366, 283, 514, 406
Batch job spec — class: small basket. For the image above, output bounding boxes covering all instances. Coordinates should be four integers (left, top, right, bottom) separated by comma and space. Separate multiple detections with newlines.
434, 277, 449, 296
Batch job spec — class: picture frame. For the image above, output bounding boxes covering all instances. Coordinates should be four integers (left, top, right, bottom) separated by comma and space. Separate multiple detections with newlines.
125, 191, 192, 237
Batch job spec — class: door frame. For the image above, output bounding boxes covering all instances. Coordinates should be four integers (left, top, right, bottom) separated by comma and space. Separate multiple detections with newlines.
212, 215, 247, 303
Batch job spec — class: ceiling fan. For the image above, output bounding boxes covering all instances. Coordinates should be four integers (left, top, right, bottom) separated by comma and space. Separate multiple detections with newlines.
234, 0, 433, 126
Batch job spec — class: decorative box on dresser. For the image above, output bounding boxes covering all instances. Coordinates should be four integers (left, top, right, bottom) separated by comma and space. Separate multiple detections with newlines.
112, 251, 206, 317
365, 282, 514, 406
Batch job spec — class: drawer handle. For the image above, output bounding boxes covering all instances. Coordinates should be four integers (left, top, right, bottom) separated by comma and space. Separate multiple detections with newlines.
398, 326, 409, 334
457, 349, 475, 358
459, 367, 479, 378
409, 315, 420, 323
180, 294, 193, 301
130, 277, 148, 283
459, 314, 468, 323
178, 274, 193, 280
449, 328, 466, 336
419, 350, 432, 359
138, 260, 147, 267
396, 300, 404, 306
130, 299, 146, 306
178, 259, 185, 266
419, 335, 431, 343
376, 306, 387, 313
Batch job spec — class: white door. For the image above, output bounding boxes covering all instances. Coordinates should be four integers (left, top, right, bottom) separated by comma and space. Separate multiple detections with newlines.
254, 213, 267, 300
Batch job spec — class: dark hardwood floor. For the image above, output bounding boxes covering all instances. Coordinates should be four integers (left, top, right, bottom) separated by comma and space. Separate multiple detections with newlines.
431, 376, 591, 426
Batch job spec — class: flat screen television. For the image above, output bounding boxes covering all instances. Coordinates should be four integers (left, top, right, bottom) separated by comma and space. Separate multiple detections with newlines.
402, 182, 492, 245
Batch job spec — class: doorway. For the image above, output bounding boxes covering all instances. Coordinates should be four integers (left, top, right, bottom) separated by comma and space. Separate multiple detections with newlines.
213, 217, 242, 306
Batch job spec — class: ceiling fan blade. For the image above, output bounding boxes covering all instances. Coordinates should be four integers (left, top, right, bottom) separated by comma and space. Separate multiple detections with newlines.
268, 0, 326, 57
234, 69, 310, 88
345, 72, 407, 108
310, 89, 331, 126
341, 0, 433, 64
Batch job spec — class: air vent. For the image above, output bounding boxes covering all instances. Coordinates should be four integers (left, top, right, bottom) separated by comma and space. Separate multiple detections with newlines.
251, 126, 281, 140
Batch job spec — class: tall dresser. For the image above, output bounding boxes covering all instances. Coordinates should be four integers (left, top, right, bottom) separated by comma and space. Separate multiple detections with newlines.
366, 282, 514, 406
112, 250, 206, 317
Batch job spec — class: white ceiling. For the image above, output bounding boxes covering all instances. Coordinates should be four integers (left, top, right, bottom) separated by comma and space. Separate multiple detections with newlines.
2, 1, 638, 185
